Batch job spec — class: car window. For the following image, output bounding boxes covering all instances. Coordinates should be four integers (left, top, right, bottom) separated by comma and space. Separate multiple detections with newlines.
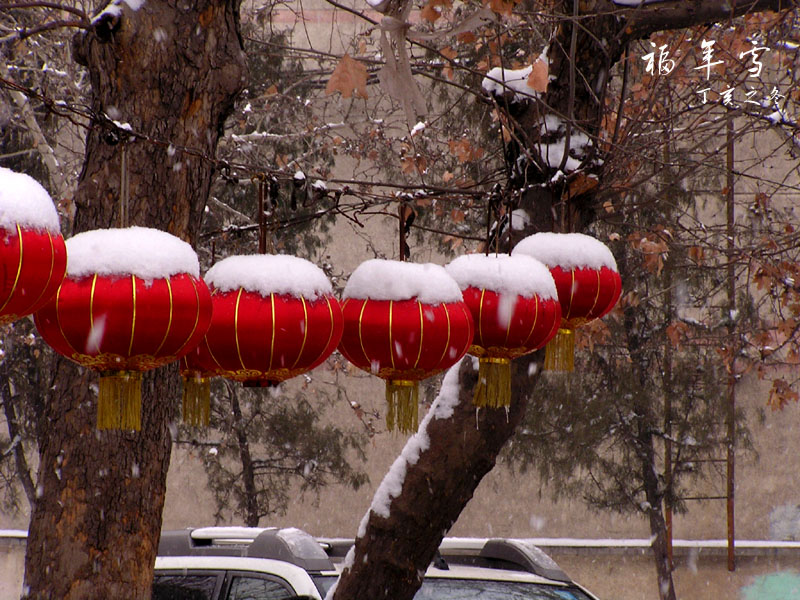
413, 579, 594, 600
226, 574, 294, 600
311, 574, 337, 596
311, 576, 592, 600
153, 573, 221, 600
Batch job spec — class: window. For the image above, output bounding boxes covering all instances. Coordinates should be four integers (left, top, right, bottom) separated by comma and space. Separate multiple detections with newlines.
226, 574, 294, 600
152, 573, 221, 600
311, 575, 593, 600
413, 579, 594, 600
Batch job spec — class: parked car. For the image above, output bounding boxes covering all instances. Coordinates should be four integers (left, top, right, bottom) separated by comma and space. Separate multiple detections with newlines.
154, 526, 600, 599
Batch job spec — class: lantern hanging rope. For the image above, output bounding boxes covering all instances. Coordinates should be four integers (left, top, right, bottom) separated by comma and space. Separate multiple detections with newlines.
512, 233, 622, 372
34, 227, 212, 430
446, 253, 561, 408
338, 259, 474, 433
195, 254, 343, 390
0, 167, 67, 327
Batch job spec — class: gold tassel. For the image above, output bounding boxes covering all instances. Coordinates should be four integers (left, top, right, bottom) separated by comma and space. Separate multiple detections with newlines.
474, 357, 512, 408
385, 380, 419, 434
97, 371, 142, 431
544, 328, 575, 372
182, 376, 210, 426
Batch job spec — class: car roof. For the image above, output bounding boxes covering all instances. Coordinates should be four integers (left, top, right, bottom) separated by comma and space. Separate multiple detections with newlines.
158, 527, 335, 572
316, 535, 571, 583
158, 527, 574, 584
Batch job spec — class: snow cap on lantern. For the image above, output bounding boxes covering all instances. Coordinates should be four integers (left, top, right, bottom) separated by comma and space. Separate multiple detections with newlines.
34, 227, 212, 430
338, 259, 474, 433
197, 254, 343, 388
446, 253, 561, 408
0, 167, 67, 325
512, 232, 621, 371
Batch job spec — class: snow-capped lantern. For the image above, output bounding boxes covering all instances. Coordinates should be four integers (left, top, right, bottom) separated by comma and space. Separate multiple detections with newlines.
195, 254, 343, 388
446, 253, 561, 408
34, 227, 213, 430
0, 167, 67, 325
512, 233, 621, 371
180, 346, 213, 426
338, 260, 474, 433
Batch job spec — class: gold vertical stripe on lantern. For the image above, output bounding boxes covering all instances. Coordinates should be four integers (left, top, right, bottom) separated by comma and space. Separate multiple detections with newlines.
474, 357, 512, 408
128, 274, 137, 356
97, 371, 142, 430
434, 303, 453, 368
388, 300, 396, 369
544, 328, 575, 372
175, 278, 203, 353
0, 225, 24, 315
311, 296, 336, 367
386, 380, 419, 434
268, 293, 276, 372
234, 289, 246, 370
151, 276, 174, 357
25, 231, 57, 312
89, 274, 98, 335
182, 375, 210, 426
290, 296, 309, 370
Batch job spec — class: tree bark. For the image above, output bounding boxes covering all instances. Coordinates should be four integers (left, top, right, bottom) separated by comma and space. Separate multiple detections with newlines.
640, 426, 676, 600
23, 1, 246, 598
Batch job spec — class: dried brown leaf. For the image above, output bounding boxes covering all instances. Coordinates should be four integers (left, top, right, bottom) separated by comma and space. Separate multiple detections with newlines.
526, 58, 549, 93
326, 54, 368, 100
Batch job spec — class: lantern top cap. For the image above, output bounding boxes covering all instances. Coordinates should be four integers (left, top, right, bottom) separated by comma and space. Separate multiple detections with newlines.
0, 167, 61, 234
343, 259, 463, 304
205, 254, 333, 299
66, 226, 200, 280
512, 232, 618, 272
446, 253, 557, 300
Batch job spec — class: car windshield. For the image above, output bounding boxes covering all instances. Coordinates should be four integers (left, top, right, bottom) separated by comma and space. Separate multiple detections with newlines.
311, 576, 593, 600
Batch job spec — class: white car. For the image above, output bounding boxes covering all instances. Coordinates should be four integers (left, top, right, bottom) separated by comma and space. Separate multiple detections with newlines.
154, 527, 601, 600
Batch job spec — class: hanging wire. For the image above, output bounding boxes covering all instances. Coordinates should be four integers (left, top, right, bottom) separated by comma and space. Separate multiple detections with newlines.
253, 174, 267, 254
251, 173, 276, 254
0, 76, 506, 247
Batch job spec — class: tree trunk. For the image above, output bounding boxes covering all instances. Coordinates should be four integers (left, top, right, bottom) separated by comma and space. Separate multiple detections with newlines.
640, 429, 677, 600
333, 357, 539, 600
23, 1, 246, 598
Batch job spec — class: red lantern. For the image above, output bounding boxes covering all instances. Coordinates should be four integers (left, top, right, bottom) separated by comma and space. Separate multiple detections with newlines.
195, 254, 343, 388
0, 167, 67, 325
446, 254, 561, 407
34, 227, 212, 430
512, 232, 622, 371
338, 260, 474, 433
